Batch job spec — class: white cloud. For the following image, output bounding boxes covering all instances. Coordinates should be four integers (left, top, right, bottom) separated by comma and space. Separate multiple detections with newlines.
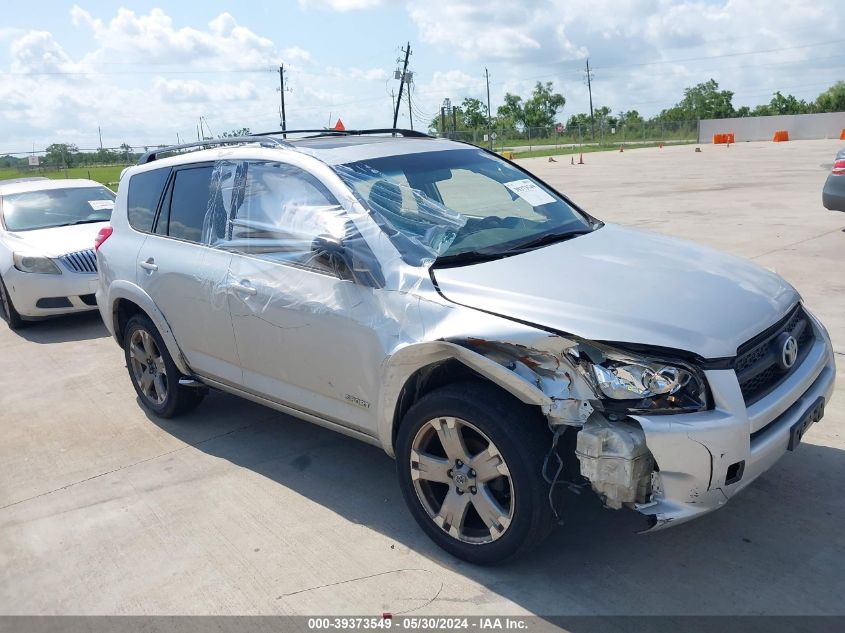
9, 31, 77, 74
154, 78, 260, 103
298, 0, 384, 11
70, 6, 277, 68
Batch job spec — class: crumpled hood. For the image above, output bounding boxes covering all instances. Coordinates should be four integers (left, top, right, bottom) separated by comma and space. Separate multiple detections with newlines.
2, 222, 108, 258
432, 224, 799, 359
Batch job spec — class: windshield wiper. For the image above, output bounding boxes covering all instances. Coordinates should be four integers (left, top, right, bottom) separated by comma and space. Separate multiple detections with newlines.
433, 250, 509, 268
495, 228, 595, 254
434, 227, 598, 268
67, 218, 110, 226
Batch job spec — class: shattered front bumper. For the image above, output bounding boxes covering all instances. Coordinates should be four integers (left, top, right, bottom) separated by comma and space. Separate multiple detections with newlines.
631, 318, 836, 531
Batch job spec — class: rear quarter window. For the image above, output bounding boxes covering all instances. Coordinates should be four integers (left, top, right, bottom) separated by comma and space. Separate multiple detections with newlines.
127, 168, 170, 232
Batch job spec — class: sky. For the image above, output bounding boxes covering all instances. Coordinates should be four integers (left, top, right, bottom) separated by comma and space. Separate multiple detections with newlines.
0, 0, 843, 153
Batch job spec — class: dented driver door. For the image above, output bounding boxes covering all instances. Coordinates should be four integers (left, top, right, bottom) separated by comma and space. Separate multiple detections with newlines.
221, 160, 388, 435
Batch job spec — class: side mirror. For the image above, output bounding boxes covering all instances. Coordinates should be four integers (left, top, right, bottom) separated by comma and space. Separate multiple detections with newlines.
312, 234, 385, 289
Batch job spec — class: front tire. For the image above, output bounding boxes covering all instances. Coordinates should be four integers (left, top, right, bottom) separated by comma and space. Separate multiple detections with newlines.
0, 275, 26, 330
123, 314, 205, 418
396, 382, 555, 565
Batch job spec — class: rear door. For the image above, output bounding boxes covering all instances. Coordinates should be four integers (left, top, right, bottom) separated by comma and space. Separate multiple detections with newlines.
135, 162, 241, 385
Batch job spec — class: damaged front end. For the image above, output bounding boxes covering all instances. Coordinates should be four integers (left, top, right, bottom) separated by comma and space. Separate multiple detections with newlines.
451, 335, 712, 523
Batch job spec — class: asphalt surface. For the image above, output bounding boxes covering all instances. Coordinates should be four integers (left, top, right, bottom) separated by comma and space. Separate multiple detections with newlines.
1, 139, 843, 616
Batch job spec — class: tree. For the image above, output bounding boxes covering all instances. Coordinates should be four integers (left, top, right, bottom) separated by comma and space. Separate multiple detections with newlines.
660, 79, 734, 121
459, 97, 488, 129
566, 112, 592, 130
496, 93, 524, 131
767, 91, 810, 115
522, 82, 565, 129
220, 127, 251, 137
45, 143, 79, 168
815, 81, 845, 113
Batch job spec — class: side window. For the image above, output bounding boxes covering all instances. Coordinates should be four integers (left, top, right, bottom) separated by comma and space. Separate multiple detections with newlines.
127, 167, 170, 232
222, 161, 345, 273
167, 166, 215, 243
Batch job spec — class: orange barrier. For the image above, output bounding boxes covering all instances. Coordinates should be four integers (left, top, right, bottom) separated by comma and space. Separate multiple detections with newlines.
773, 130, 789, 142
840, 128, 845, 140
713, 133, 735, 144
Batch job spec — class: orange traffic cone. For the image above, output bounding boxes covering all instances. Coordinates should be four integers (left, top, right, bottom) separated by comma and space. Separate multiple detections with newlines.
570, 156, 574, 165
578, 153, 584, 164
659, 143, 664, 149
619, 146, 624, 152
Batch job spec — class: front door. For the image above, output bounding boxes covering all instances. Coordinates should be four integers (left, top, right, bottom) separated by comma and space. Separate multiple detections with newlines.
220, 159, 388, 434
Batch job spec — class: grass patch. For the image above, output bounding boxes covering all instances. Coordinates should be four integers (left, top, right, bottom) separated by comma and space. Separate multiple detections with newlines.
0, 165, 127, 188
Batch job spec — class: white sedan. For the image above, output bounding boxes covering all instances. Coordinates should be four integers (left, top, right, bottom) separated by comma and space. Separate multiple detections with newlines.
0, 177, 115, 329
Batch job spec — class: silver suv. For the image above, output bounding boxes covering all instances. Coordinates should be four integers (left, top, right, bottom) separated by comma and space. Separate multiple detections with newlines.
97, 130, 836, 564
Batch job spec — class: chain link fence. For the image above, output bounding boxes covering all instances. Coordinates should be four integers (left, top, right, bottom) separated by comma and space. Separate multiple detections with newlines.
1, 121, 701, 185
439, 120, 699, 153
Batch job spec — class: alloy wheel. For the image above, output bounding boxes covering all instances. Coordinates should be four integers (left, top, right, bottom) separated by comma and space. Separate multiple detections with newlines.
410, 416, 515, 544
129, 329, 168, 406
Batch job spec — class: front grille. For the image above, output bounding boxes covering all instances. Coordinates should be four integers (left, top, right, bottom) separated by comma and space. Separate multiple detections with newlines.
59, 249, 97, 274
736, 305, 815, 405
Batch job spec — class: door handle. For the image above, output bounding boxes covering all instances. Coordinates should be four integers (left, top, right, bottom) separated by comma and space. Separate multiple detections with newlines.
229, 280, 257, 296
139, 258, 158, 272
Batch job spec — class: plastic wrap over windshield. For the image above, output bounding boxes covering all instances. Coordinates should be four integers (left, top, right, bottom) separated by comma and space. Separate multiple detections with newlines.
334, 163, 467, 266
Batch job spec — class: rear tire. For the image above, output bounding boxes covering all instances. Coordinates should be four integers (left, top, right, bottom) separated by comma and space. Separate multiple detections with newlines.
0, 275, 26, 330
396, 381, 555, 565
123, 314, 205, 418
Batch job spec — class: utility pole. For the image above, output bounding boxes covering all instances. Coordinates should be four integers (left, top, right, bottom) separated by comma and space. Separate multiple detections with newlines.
392, 42, 411, 129
98, 126, 103, 150
407, 83, 414, 130
484, 67, 492, 149
278, 65, 288, 137
585, 59, 595, 141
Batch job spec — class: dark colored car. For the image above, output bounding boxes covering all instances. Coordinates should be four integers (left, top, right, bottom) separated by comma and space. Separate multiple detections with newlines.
822, 148, 845, 212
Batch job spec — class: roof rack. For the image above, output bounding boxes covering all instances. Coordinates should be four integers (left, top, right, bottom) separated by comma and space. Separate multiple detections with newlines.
138, 136, 291, 165
253, 128, 432, 139
137, 128, 433, 165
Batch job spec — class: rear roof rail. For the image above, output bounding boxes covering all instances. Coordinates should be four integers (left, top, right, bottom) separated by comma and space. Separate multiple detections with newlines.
253, 128, 432, 139
137, 136, 291, 165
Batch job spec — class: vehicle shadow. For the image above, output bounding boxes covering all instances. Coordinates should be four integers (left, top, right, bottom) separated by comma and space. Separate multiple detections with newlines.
13, 311, 109, 344
147, 389, 845, 617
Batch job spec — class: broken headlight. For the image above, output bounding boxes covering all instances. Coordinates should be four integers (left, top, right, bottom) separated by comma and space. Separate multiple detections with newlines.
582, 349, 709, 414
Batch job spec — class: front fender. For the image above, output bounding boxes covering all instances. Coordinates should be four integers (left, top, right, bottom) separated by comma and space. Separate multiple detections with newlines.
104, 280, 192, 376
377, 340, 557, 457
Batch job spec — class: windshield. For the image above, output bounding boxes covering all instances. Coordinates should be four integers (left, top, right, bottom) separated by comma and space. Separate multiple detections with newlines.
336, 148, 594, 264
1, 186, 115, 231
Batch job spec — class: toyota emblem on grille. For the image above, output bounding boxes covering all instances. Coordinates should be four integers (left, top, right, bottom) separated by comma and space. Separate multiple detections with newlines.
777, 333, 799, 370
